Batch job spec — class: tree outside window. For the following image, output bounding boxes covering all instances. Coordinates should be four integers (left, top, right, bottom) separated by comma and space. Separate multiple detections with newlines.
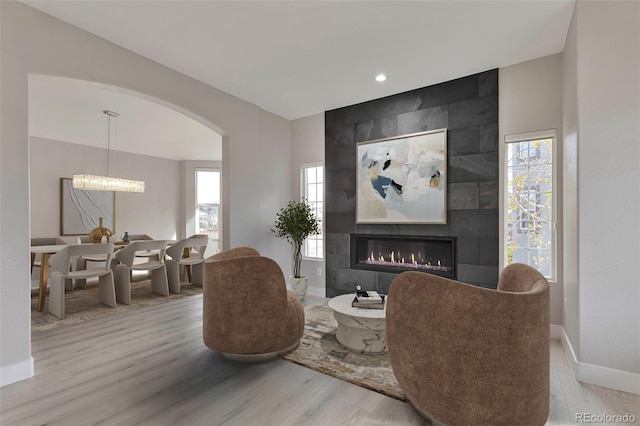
506, 135, 555, 279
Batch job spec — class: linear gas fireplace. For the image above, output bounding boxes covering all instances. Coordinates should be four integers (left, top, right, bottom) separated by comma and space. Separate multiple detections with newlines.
350, 234, 456, 279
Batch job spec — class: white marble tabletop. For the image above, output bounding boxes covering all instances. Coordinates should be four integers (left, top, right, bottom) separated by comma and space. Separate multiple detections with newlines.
30, 244, 67, 254
327, 293, 387, 319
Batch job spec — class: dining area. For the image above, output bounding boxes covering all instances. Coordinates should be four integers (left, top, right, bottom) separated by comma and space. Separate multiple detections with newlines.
30, 234, 209, 322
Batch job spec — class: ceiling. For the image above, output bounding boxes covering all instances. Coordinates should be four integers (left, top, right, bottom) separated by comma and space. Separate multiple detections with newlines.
23, 1, 575, 121
29, 76, 222, 161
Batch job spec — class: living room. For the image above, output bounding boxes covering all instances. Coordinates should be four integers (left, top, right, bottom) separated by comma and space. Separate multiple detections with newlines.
1, 1, 638, 425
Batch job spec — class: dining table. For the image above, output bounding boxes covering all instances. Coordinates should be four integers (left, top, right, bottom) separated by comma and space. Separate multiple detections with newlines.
31, 240, 188, 313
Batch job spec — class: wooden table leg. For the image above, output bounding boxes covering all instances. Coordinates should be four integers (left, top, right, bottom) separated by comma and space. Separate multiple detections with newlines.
38, 252, 51, 312
183, 247, 192, 283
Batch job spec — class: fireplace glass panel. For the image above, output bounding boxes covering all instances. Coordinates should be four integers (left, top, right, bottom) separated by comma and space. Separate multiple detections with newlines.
350, 234, 456, 279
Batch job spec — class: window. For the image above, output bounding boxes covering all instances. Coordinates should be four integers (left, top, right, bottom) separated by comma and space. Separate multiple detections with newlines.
505, 130, 556, 280
195, 169, 220, 253
517, 184, 541, 233
302, 163, 323, 259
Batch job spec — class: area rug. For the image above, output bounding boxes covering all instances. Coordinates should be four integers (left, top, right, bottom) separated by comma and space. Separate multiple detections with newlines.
281, 304, 406, 401
31, 276, 202, 332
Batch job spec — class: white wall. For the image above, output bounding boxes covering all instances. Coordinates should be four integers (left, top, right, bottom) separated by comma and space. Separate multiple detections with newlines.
31, 137, 181, 242
575, 0, 639, 377
499, 53, 564, 325
292, 113, 325, 294
562, 6, 579, 358
1, 1, 292, 386
256, 109, 293, 275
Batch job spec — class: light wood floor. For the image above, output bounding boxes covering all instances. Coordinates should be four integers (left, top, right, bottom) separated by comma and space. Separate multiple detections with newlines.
1, 295, 637, 425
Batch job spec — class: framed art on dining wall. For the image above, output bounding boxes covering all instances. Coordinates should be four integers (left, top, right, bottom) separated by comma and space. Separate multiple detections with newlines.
60, 177, 116, 235
356, 128, 447, 224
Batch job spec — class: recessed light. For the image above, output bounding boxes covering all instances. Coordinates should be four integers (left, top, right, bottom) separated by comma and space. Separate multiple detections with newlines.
375, 74, 387, 82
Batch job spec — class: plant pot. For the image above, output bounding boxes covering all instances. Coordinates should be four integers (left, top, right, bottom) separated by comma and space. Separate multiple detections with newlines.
288, 276, 308, 301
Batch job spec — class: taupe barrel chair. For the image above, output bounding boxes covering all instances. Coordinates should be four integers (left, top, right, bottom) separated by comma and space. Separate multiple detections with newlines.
386, 263, 550, 426
203, 247, 304, 361
165, 234, 208, 294
47, 243, 116, 319
113, 240, 169, 304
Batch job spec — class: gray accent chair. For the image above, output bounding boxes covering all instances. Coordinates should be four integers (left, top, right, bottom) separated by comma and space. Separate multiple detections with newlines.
47, 243, 116, 319
113, 240, 169, 304
165, 235, 208, 294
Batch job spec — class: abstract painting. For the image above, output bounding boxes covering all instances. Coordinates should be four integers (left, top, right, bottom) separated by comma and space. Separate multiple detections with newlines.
60, 178, 115, 235
356, 129, 447, 224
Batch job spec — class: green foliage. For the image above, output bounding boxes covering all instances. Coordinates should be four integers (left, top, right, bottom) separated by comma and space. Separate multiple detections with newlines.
506, 138, 554, 276
272, 200, 320, 278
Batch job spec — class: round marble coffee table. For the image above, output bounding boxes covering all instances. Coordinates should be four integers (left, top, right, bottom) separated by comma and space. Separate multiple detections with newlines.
327, 294, 387, 353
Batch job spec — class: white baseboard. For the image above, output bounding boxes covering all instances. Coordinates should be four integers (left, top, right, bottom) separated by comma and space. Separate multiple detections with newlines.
0, 357, 34, 387
550, 323, 563, 339
306, 286, 326, 298
560, 326, 640, 395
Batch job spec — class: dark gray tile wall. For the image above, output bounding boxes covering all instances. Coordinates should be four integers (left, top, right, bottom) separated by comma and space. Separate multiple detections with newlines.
325, 70, 499, 297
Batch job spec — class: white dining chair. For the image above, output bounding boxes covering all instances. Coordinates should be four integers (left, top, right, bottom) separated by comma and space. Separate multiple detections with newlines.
113, 240, 169, 304
30, 237, 67, 274
128, 234, 162, 262
47, 243, 116, 319
74, 235, 112, 289
165, 235, 208, 294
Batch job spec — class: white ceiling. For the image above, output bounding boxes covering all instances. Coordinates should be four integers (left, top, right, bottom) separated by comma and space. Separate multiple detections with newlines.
23, 1, 575, 121
29, 76, 222, 161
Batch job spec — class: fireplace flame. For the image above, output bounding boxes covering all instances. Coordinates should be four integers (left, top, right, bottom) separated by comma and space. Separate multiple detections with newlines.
361, 251, 451, 272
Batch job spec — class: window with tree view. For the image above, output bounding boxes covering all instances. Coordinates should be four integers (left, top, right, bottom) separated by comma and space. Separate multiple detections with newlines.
506, 131, 556, 279
302, 164, 323, 259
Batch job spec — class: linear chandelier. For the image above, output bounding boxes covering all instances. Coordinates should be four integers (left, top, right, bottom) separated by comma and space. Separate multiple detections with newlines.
73, 110, 145, 193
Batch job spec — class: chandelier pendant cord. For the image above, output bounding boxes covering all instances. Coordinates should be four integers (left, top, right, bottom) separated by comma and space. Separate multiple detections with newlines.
73, 109, 143, 193
103, 109, 120, 177
106, 112, 111, 177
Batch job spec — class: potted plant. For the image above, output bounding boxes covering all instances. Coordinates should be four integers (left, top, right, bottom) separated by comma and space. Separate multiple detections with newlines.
272, 200, 320, 300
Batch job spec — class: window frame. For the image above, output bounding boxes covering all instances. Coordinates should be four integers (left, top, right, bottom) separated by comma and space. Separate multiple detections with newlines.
504, 129, 557, 281
195, 167, 221, 250
301, 162, 324, 260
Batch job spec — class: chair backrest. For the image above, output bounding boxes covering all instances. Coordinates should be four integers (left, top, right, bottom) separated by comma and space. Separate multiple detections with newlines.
115, 240, 168, 266
76, 235, 92, 244
208, 246, 259, 261
49, 243, 114, 275
386, 267, 549, 426
204, 252, 289, 352
128, 234, 152, 241
497, 262, 548, 293
166, 235, 208, 260
31, 237, 66, 246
